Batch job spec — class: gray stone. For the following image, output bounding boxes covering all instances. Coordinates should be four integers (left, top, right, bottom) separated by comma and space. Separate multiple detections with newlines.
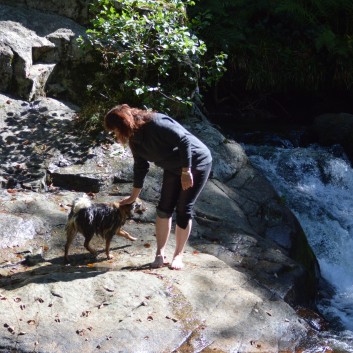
0, 92, 320, 350
0, 4, 91, 101
0, 0, 90, 25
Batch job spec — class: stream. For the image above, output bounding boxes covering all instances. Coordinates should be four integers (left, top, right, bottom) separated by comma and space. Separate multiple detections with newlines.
235, 127, 353, 352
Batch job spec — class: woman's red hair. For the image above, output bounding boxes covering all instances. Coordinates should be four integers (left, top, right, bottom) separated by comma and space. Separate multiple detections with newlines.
104, 104, 153, 142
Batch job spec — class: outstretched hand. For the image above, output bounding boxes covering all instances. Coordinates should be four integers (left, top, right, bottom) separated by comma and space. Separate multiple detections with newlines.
119, 187, 142, 205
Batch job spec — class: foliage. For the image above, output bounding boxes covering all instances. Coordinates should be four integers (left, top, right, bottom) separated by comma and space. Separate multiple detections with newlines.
189, 0, 353, 94
78, 0, 227, 128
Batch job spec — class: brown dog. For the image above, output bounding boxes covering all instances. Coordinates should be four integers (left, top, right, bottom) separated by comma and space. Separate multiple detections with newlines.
64, 195, 143, 263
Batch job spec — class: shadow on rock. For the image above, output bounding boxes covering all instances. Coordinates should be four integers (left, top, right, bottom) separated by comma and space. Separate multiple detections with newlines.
0, 244, 140, 290
1, 99, 98, 190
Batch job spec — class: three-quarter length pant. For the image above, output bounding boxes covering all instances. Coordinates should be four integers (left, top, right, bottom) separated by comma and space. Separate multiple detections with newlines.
156, 162, 212, 229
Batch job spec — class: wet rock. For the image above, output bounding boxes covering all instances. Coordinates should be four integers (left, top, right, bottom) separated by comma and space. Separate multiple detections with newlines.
312, 112, 353, 164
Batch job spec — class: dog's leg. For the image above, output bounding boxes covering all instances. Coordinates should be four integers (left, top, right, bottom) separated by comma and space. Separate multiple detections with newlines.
64, 220, 77, 263
105, 235, 114, 260
117, 228, 137, 241
83, 235, 97, 257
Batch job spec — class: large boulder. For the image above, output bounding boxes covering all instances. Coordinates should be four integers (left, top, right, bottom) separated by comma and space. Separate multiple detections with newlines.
0, 0, 90, 24
312, 113, 353, 164
0, 4, 93, 102
0, 93, 323, 351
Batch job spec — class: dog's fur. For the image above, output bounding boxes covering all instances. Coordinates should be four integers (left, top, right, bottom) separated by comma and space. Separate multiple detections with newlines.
64, 195, 143, 263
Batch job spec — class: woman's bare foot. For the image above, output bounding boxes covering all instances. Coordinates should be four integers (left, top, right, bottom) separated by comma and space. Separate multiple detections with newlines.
170, 255, 184, 270
151, 255, 168, 268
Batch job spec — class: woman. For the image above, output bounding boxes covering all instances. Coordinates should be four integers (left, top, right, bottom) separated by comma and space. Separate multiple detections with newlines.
104, 104, 212, 270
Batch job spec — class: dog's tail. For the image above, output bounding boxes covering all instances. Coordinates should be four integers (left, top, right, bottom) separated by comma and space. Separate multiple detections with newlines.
71, 195, 92, 215
66, 195, 91, 237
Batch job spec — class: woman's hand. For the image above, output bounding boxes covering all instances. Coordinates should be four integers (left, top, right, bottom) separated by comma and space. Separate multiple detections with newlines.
181, 170, 193, 190
119, 196, 136, 205
119, 187, 141, 205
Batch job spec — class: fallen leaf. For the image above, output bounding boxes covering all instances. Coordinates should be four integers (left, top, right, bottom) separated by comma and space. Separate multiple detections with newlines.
76, 329, 85, 336
81, 311, 91, 317
7, 189, 17, 194
6, 325, 15, 334
147, 316, 153, 321
103, 287, 114, 292
166, 316, 178, 323
144, 243, 151, 248
98, 303, 108, 309
27, 320, 36, 325
14, 297, 21, 303
193, 250, 199, 255
42, 246, 49, 251
87, 263, 95, 268
35, 298, 44, 303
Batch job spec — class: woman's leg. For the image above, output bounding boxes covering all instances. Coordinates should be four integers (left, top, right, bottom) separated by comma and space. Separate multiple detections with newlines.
152, 170, 180, 268
151, 215, 172, 268
171, 219, 192, 270
172, 162, 212, 270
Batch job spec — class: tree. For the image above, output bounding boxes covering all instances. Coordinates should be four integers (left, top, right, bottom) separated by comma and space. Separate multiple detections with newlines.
78, 0, 226, 128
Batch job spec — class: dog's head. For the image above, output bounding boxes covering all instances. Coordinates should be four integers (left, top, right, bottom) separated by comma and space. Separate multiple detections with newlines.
115, 198, 146, 218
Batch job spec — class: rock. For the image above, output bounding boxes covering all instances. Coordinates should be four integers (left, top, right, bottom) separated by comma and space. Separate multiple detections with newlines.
0, 4, 92, 102
0, 230, 309, 353
0, 0, 90, 25
0, 96, 321, 352
312, 112, 353, 163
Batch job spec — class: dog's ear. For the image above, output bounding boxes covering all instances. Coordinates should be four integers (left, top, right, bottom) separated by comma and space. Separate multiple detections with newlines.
118, 202, 134, 215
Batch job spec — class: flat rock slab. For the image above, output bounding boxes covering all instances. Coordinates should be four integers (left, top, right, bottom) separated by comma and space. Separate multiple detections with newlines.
0, 242, 307, 353
0, 188, 308, 352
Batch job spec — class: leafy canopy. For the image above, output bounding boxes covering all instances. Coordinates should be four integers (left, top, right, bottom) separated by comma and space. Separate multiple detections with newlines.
79, 0, 226, 119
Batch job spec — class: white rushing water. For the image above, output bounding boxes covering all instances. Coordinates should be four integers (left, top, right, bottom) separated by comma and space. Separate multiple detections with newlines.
243, 140, 353, 333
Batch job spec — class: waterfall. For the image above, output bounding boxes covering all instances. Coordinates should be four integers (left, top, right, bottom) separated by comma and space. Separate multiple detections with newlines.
242, 137, 353, 333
